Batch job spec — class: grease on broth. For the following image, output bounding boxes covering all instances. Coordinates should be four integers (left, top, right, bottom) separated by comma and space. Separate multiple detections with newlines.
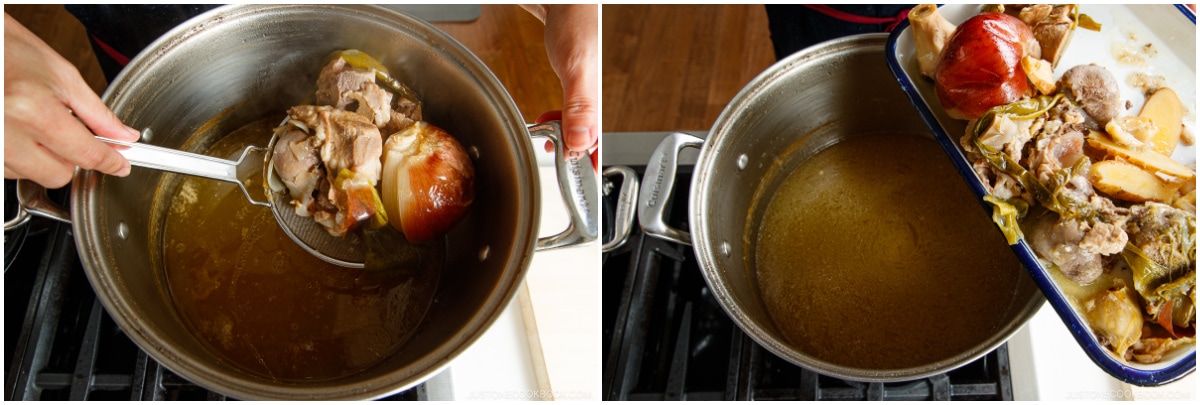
163, 117, 442, 381
753, 132, 1023, 370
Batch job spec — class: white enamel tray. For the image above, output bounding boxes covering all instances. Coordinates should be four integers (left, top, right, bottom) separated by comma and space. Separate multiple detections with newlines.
887, 4, 1196, 386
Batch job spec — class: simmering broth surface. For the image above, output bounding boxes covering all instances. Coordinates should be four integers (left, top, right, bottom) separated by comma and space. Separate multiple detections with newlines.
163, 118, 442, 381
754, 132, 1022, 370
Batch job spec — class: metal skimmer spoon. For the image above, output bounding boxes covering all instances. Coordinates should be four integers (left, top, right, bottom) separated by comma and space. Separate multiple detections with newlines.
98, 126, 372, 268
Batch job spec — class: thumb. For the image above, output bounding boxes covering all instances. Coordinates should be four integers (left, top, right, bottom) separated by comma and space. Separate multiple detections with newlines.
541, 4, 598, 153
559, 70, 598, 153
60, 71, 140, 142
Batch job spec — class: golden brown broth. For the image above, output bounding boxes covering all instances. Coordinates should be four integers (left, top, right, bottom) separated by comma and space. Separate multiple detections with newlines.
163, 118, 442, 381
753, 132, 1022, 370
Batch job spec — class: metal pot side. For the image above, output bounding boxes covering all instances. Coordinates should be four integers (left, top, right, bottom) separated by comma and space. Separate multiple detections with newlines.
688, 34, 1045, 382
74, 5, 538, 400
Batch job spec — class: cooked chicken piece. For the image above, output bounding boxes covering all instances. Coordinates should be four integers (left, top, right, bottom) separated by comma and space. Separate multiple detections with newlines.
1048, 100, 1087, 127
271, 127, 324, 215
1079, 221, 1129, 256
287, 105, 383, 185
397, 97, 423, 121
908, 4, 957, 79
1028, 213, 1104, 285
316, 57, 373, 106
277, 106, 385, 237
385, 111, 415, 137
1059, 64, 1122, 127
1017, 4, 1052, 26
313, 169, 380, 237
1029, 127, 1084, 169
311, 178, 340, 234
977, 113, 1036, 162
1025, 127, 1097, 218
1090, 195, 1132, 226
313, 177, 338, 214
1032, 5, 1076, 68
347, 83, 394, 128
972, 159, 1027, 201
1061, 165, 1096, 210
383, 97, 423, 137
1126, 202, 1195, 271
315, 57, 393, 128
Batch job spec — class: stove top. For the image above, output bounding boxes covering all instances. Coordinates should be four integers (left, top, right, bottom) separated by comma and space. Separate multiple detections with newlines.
3, 180, 425, 400
601, 152, 1014, 401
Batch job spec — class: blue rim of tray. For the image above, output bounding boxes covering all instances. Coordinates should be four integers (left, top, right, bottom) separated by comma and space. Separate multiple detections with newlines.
884, 4, 1196, 387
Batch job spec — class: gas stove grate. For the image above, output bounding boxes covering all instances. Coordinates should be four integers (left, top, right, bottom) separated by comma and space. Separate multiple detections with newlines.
602, 166, 1013, 401
4, 184, 425, 401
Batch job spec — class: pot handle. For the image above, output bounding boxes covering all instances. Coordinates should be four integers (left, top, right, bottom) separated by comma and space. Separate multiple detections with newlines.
638, 132, 704, 245
528, 121, 599, 251
601, 166, 639, 253
4, 179, 73, 231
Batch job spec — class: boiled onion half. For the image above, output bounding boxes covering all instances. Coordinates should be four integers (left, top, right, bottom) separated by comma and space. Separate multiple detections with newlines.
380, 121, 475, 243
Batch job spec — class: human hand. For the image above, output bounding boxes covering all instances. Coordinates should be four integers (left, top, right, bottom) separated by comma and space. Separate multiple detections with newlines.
5, 13, 140, 188
521, 5, 598, 156
536, 110, 597, 171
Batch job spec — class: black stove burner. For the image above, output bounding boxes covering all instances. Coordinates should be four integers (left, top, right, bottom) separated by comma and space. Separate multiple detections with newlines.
602, 167, 1013, 401
3, 182, 425, 400
5, 180, 30, 273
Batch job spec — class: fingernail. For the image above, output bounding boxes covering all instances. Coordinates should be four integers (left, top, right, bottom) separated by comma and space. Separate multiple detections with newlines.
115, 162, 132, 177
568, 126, 594, 151
125, 126, 142, 140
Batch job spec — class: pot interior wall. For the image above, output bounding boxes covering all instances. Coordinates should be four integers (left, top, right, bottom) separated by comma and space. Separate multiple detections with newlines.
696, 35, 932, 330
76, 5, 536, 398
692, 34, 1041, 378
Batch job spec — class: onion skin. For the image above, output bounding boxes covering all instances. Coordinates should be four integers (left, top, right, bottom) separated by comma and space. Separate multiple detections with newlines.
935, 12, 1039, 120
381, 121, 475, 243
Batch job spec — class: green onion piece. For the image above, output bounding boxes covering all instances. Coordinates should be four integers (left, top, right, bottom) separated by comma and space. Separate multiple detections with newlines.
333, 49, 422, 105
983, 195, 1029, 245
1078, 13, 1102, 31
970, 94, 1094, 222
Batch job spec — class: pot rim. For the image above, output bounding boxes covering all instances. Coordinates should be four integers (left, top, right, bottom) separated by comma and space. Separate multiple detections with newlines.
74, 4, 539, 400
687, 33, 1045, 382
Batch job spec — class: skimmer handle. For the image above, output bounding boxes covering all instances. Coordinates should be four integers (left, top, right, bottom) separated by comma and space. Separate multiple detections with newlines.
97, 135, 269, 207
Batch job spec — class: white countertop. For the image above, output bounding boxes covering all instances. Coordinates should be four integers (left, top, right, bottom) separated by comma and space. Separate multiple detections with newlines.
427, 144, 601, 401
1009, 304, 1196, 401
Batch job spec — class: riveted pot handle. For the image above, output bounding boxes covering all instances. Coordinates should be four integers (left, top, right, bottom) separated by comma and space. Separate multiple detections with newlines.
601, 166, 639, 253
4, 179, 73, 232
638, 132, 703, 245
528, 121, 599, 251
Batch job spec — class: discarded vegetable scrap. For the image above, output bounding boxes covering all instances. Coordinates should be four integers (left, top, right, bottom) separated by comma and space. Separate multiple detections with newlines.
909, 4, 1195, 363
269, 50, 475, 243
